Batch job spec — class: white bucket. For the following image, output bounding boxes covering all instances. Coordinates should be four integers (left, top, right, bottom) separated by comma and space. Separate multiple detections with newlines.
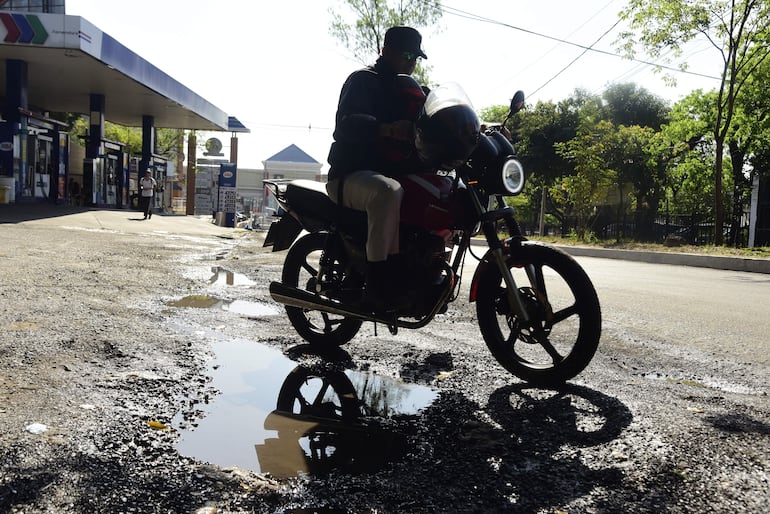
0, 176, 15, 203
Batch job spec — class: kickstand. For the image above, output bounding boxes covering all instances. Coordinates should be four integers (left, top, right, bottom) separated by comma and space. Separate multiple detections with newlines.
371, 320, 398, 336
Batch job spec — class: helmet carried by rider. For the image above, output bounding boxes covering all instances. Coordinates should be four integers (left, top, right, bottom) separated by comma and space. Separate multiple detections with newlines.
415, 83, 480, 170
392, 74, 427, 121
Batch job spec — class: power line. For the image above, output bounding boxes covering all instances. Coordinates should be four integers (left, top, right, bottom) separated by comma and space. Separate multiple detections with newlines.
435, 2, 722, 82
530, 17, 623, 97
493, 0, 619, 93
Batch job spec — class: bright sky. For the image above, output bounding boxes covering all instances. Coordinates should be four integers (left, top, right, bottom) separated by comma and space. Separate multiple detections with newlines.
64, 0, 722, 171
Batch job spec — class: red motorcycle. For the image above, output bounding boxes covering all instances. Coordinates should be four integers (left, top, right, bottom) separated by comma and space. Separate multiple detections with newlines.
264, 84, 601, 386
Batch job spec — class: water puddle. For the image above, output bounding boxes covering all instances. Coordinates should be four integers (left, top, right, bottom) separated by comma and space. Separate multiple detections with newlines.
209, 266, 255, 287
166, 295, 278, 317
174, 341, 437, 477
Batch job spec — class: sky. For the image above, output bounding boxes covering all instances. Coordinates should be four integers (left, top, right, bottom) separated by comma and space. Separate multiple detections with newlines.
64, 0, 723, 172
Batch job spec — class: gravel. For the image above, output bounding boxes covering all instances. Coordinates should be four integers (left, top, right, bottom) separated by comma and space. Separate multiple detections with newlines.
1, 210, 768, 513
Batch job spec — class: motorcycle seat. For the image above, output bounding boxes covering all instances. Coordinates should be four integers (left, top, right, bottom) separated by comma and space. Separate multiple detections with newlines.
285, 180, 367, 232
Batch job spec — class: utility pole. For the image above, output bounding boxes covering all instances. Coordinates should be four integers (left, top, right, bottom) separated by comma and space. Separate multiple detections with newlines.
538, 186, 547, 236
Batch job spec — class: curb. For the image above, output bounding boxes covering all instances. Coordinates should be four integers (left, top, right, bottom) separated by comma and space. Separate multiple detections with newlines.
468, 237, 770, 274
553, 245, 770, 275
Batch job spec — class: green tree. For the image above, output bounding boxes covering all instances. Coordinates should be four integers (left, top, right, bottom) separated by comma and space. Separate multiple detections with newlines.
601, 82, 670, 130
729, 58, 770, 245
511, 99, 584, 232
618, 0, 770, 245
69, 116, 184, 162
659, 91, 719, 233
554, 120, 619, 240
328, 0, 442, 85
613, 124, 662, 240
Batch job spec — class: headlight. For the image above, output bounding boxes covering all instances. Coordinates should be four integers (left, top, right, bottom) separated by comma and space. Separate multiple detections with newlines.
501, 158, 525, 195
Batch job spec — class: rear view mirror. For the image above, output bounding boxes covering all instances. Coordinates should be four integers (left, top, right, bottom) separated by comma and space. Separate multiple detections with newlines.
510, 90, 526, 114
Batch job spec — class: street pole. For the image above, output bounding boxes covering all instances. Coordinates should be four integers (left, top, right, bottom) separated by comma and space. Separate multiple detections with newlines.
538, 186, 546, 236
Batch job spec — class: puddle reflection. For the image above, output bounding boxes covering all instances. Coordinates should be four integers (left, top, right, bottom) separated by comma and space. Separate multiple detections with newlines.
209, 266, 255, 286
174, 341, 437, 477
166, 295, 278, 317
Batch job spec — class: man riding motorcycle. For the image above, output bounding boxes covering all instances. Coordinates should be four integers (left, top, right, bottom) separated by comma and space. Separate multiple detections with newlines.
325, 26, 431, 311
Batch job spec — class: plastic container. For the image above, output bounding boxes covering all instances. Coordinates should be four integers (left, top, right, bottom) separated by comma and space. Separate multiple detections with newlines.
0, 176, 15, 203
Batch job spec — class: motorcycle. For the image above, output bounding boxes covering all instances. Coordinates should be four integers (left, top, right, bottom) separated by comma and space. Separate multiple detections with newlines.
263, 83, 601, 386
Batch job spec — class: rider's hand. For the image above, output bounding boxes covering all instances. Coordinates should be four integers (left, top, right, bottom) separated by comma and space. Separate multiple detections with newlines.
380, 120, 414, 142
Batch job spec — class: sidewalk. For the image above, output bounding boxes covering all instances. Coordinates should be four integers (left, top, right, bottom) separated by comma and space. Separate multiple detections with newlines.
0, 203, 236, 238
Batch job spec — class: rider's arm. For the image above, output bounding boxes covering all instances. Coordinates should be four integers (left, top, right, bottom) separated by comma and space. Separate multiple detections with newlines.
333, 71, 384, 143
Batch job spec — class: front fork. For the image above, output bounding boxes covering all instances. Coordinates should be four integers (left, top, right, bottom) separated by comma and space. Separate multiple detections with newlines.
477, 204, 531, 324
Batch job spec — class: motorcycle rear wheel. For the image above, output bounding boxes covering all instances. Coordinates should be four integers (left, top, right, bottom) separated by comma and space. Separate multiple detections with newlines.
475, 243, 601, 386
282, 233, 363, 348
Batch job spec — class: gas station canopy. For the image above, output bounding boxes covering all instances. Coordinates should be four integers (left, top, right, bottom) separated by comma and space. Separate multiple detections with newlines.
0, 12, 230, 131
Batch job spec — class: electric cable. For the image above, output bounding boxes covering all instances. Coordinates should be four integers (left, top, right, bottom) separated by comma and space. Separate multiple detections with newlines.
434, 2, 722, 82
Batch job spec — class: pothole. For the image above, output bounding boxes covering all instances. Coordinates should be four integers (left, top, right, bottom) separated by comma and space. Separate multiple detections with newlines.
174, 340, 437, 477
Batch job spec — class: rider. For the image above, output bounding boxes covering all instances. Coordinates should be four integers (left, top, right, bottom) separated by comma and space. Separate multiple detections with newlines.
326, 26, 429, 310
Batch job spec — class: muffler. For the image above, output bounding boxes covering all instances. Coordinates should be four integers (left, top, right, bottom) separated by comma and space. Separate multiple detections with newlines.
269, 281, 378, 322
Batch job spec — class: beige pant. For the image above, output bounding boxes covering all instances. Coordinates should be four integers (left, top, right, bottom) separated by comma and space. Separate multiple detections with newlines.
327, 170, 403, 263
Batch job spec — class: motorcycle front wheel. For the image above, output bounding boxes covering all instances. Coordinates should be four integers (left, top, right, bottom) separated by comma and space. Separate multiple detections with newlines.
475, 243, 601, 386
282, 233, 363, 348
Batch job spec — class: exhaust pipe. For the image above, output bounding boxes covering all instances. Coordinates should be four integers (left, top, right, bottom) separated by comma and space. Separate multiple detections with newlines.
269, 281, 378, 322
270, 265, 455, 329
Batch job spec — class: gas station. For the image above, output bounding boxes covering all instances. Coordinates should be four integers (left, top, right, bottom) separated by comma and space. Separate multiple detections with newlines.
0, 3, 241, 214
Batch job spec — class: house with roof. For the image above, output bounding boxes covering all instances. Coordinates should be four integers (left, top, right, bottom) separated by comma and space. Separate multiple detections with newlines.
235, 144, 325, 216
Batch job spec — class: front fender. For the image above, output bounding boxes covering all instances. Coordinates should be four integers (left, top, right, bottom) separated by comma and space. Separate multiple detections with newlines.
469, 249, 498, 303
263, 214, 302, 251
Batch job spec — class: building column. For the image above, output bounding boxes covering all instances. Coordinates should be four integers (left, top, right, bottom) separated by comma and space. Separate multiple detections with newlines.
140, 115, 155, 175
82, 94, 105, 205
186, 131, 196, 215
1, 60, 28, 198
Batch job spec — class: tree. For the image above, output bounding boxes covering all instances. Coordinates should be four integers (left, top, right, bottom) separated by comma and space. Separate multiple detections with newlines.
554, 120, 619, 240
328, 0, 443, 84
511, 99, 582, 232
613, 124, 662, 240
69, 116, 184, 163
659, 91, 719, 235
729, 58, 770, 245
601, 82, 670, 130
619, 0, 770, 245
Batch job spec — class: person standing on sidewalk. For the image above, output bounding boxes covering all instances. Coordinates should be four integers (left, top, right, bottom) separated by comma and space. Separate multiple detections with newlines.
139, 169, 157, 220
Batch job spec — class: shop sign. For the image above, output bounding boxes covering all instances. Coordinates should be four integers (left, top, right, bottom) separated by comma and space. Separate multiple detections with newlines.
0, 13, 49, 45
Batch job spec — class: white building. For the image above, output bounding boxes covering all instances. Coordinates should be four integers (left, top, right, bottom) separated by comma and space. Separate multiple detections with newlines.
231, 144, 325, 216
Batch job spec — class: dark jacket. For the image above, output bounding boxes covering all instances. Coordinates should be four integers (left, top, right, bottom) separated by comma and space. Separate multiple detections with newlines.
327, 57, 425, 181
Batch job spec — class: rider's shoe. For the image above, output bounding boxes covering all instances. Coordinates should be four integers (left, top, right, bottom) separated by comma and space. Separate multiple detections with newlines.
362, 260, 411, 313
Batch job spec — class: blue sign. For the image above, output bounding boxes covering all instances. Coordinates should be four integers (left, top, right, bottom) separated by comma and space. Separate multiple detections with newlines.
218, 162, 237, 227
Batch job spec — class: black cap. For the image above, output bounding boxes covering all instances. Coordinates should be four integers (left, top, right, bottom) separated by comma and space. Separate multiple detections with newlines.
384, 26, 427, 59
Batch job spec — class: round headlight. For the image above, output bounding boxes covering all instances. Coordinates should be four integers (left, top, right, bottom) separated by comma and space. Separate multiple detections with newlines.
501, 158, 525, 195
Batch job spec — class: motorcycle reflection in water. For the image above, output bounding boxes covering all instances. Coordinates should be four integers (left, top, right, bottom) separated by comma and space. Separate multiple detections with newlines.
254, 363, 633, 484
255, 365, 432, 478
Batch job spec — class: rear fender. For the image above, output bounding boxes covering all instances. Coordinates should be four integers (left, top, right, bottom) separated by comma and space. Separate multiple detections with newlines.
263, 214, 303, 251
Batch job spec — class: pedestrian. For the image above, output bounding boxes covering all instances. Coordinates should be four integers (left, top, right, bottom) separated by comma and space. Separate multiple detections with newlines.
139, 169, 157, 220
68, 178, 81, 206
325, 26, 430, 310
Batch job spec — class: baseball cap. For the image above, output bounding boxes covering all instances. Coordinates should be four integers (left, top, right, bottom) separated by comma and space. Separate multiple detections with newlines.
384, 26, 427, 59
